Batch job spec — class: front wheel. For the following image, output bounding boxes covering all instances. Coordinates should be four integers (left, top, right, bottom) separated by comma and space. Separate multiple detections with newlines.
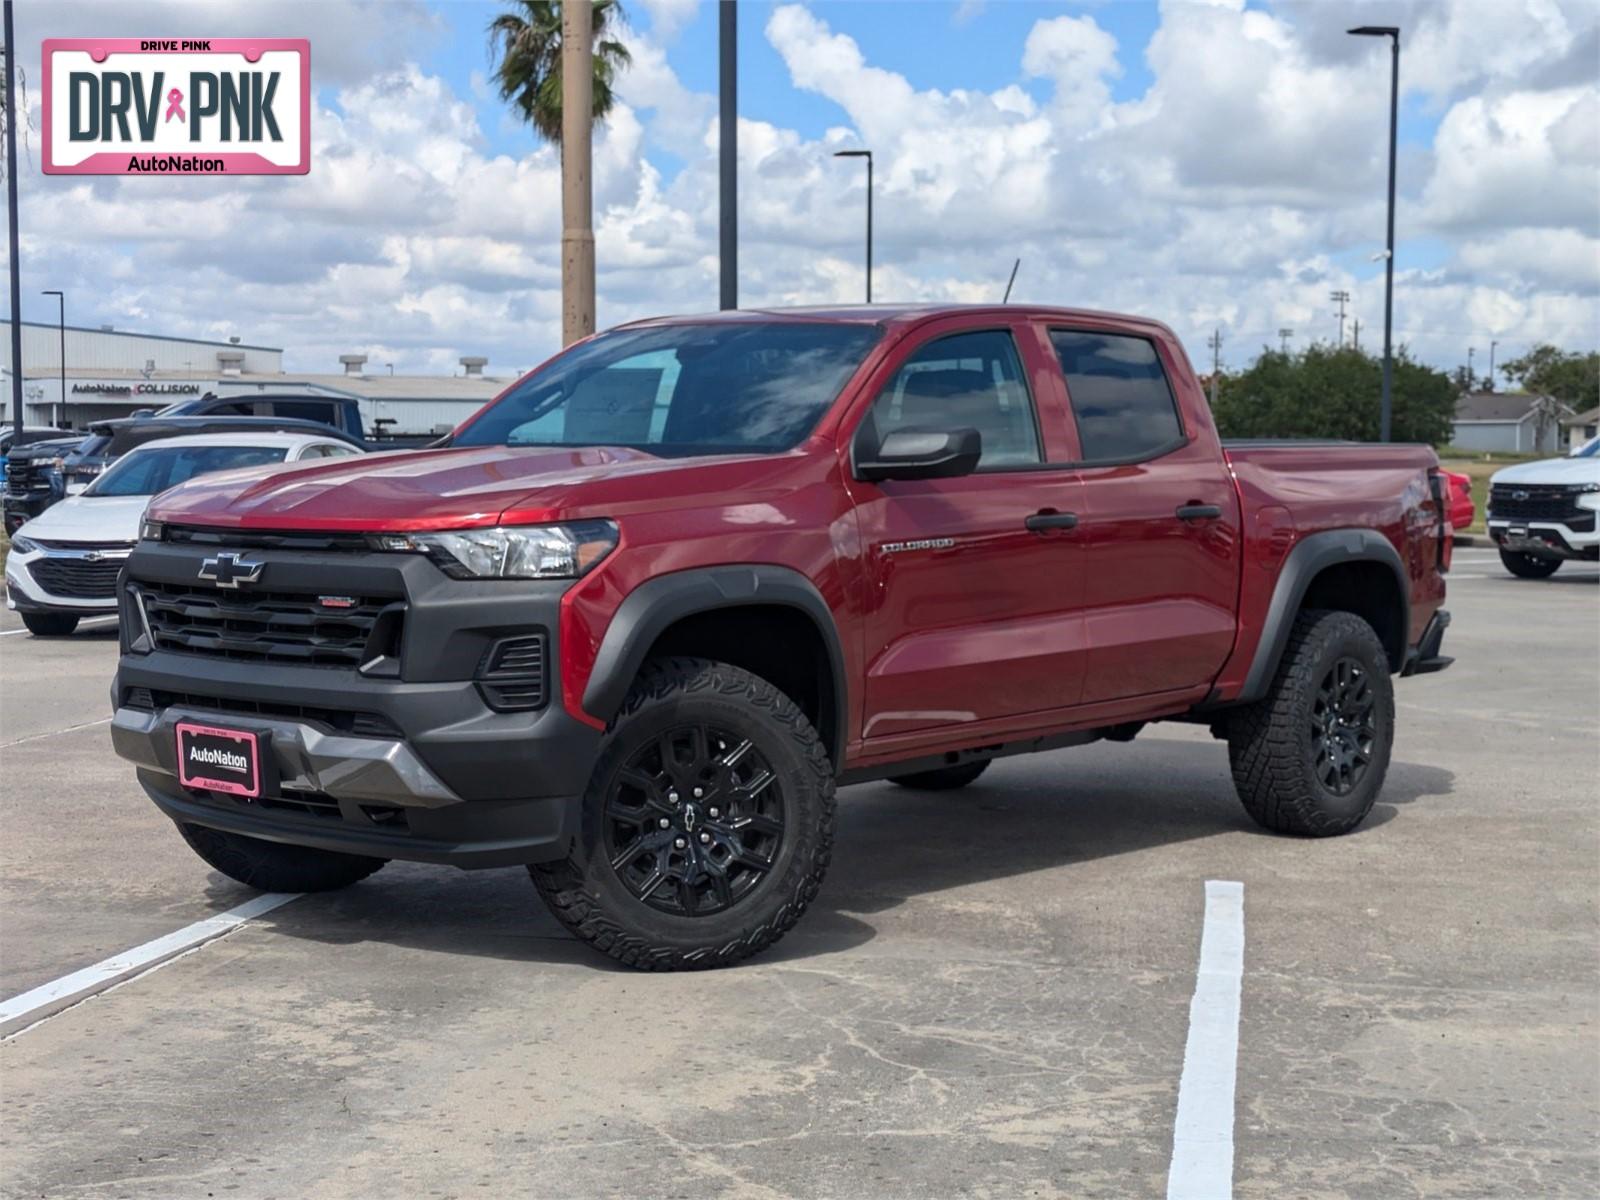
531, 657, 835, 971
1226, 609, 1394, 837
1499, 548, 1562, 578
22, 611, 79, 636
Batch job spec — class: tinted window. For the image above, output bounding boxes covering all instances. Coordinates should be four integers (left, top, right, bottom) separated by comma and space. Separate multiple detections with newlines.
455, 322, 882, 457
864, 330, 1040, 468
88, 445, 288, 496
1050, 331, 1184, 462
273, 400, 339, 424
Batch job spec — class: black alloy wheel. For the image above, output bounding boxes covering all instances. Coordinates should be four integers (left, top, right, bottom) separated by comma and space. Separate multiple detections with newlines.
603, 724, 787, 918
1310, 656, 1376, 797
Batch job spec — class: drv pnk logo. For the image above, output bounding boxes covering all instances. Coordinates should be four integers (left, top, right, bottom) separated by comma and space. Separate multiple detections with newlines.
42, 38, 309, 176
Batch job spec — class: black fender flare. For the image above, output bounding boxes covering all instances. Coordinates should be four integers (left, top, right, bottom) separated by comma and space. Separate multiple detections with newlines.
1238, 528, 1409, 703
580, 565, 849, 764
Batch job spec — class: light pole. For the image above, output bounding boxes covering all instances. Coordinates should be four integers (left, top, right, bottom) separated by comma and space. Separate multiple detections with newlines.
1329, 289, 1350, 347
1489, 339, 1498, 388
1278, 328, 1294, 355
833, 149, 873, 303
41, 291, 65, 426
1466, 345, 1475, 390
719, 0, 737, 311
5, 0, 23, 440
1349, 24, 1400, 441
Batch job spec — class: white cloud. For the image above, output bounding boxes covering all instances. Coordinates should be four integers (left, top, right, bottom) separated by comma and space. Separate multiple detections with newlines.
8, 0, 1595, 384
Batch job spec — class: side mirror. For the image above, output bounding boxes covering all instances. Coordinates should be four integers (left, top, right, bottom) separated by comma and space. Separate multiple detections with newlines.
855, 427, 982, 483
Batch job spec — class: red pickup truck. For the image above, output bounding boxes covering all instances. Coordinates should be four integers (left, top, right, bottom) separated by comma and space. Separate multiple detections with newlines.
112, 305, 1452, 970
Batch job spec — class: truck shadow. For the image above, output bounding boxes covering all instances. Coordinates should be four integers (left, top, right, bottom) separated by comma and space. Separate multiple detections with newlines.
241, 738, 1454, 970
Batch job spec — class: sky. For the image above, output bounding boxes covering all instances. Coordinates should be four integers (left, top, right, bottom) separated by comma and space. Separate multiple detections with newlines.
6, 0, 1598, 381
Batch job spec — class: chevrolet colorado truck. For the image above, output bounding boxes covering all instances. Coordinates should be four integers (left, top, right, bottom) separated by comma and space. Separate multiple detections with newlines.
110, 305, 1453, 970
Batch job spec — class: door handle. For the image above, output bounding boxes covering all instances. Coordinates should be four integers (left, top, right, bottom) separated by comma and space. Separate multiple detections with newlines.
1175, 503, 1222, 521
1025, 511, 1079, 532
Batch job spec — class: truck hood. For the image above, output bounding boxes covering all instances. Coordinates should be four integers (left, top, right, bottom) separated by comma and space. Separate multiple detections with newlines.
144, 444, 785, 531
15, 493, 148, 542
1489, 455, 1600, 486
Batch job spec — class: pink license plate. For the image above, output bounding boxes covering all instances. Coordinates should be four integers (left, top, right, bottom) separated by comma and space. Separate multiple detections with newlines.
175, 721, 262, 797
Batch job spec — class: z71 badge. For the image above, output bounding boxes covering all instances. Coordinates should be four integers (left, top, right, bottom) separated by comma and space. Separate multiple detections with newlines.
43, 38, 310, 176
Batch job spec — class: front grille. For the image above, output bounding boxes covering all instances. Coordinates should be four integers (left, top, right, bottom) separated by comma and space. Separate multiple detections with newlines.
164, 525, 372, 553
29, 556, 123, 599
122, 686, 402, 739
3, 462, 55, 495
140, 582, 401, 667
196, 788, 409, 831
33, 539, 136, 551
1489, 484, 1587, 523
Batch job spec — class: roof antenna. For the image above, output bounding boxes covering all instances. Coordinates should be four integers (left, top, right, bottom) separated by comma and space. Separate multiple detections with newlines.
1002, 258, 1021, 303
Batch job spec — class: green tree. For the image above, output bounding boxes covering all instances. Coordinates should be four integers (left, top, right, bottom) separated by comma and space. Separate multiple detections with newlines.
488, 0, 631, 145
1212, 344, 1457, 445
1499, 344, 1600, 411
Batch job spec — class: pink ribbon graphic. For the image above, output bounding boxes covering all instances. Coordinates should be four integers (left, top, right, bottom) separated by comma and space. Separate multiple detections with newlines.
164, 88, 185, 123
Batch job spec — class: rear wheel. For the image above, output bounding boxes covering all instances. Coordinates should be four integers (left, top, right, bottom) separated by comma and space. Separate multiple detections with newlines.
21, 611, 78, 636
1226, 609, 1394, 837
889, 761, 991, 790
531, 657, 834, 971
178, 824, 387, 892
1499, 548, 1562, 578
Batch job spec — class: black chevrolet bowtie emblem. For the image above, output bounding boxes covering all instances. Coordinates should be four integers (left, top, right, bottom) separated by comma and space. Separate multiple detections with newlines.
198, 553, 265, 589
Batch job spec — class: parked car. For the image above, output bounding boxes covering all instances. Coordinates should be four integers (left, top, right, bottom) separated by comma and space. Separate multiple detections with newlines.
1442, 468, 1475, 533
1485, 437, 1600, 577
1, 435, 87, 533
6, 430, 363, 636
145, 392, 442, 449
111, 304, 1452, 970
0, 425, 73, 485
3, 415, 365, 533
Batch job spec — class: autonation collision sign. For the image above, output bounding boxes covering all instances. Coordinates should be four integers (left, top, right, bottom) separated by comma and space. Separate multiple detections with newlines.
42, 38, 309, 175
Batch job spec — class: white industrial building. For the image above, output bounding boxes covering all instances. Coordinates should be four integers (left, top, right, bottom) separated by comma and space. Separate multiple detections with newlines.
2, 321, 508, 435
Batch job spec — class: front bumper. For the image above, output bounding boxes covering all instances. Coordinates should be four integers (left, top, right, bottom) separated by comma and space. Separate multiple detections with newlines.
113, 536, 605, 868
1486, 519, 1600, 561
4, 551, 123, 614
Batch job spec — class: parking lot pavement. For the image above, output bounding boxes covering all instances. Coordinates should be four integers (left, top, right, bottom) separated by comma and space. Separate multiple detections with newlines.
2, 562, 1596, 1198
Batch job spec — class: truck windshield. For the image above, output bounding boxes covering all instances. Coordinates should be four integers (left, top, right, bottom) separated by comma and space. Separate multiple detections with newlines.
454, 322, 882, 456
87, 444, 288, 497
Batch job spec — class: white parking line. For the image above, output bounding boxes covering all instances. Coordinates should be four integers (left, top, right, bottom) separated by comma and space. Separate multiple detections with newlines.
0, 616, 119, 637
1167, 880, 1245, 1200
0, 892, 301, 1037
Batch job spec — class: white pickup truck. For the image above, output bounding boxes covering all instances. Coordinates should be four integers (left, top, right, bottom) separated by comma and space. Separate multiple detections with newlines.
1487, 436, 1600, 578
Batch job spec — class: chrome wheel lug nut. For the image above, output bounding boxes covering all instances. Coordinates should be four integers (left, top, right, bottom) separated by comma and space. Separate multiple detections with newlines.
668, 791, 679, 804
674, 837, 686, 850
693, 787, 704, 798
708, 807, 720, 819
658, 817, 671, 829
699, 832, 711, 844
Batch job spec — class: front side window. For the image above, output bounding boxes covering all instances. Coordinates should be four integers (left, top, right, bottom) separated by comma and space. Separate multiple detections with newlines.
1050, 330, 1184, 462
455, 322, 883, 457
864, 330, 1041, 468
87, 445, 289, 497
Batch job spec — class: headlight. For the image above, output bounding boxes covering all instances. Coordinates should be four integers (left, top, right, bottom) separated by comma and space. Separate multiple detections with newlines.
9, 533, 39, 553
140, 519, 164, 542
370, 520, 618, 580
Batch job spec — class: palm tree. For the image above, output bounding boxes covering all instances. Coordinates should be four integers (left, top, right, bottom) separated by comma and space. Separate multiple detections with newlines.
488, 0, 630, 145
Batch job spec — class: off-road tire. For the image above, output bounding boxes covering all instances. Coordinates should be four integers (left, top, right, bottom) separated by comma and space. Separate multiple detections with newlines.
1226, 609, 1394, 837
1499, 548, 1562, 579
530, 656, 835, 971
178, 823, 387, 892
888, 761, 991, 790
22, 611, 78, 636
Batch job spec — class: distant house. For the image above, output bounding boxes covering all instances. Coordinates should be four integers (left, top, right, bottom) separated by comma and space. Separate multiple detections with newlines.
1562, 405, 1598, 451
1450, 391, 1573, 454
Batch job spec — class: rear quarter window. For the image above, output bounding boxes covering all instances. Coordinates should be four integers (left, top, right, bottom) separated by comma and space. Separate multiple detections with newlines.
1050, 330, 1185, 463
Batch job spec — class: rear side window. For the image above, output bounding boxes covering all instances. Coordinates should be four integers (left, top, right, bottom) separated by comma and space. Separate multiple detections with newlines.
273, 400, 339, 424
867, 330, 1040, 469
1050, 331, 1184, 462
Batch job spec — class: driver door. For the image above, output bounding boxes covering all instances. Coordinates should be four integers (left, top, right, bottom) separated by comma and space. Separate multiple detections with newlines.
846, 319, 1087, 742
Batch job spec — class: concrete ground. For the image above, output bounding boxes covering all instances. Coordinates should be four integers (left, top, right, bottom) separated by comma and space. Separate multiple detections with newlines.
1, 547, 1596, 1199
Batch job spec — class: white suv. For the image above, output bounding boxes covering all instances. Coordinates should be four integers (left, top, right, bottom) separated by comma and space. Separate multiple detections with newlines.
1486, 436, 1600, 578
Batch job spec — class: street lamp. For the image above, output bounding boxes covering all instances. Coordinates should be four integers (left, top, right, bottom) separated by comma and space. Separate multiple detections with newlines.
1349, 24, 1400, 441
41, 290, 64, 426
833, 149, 873, 303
